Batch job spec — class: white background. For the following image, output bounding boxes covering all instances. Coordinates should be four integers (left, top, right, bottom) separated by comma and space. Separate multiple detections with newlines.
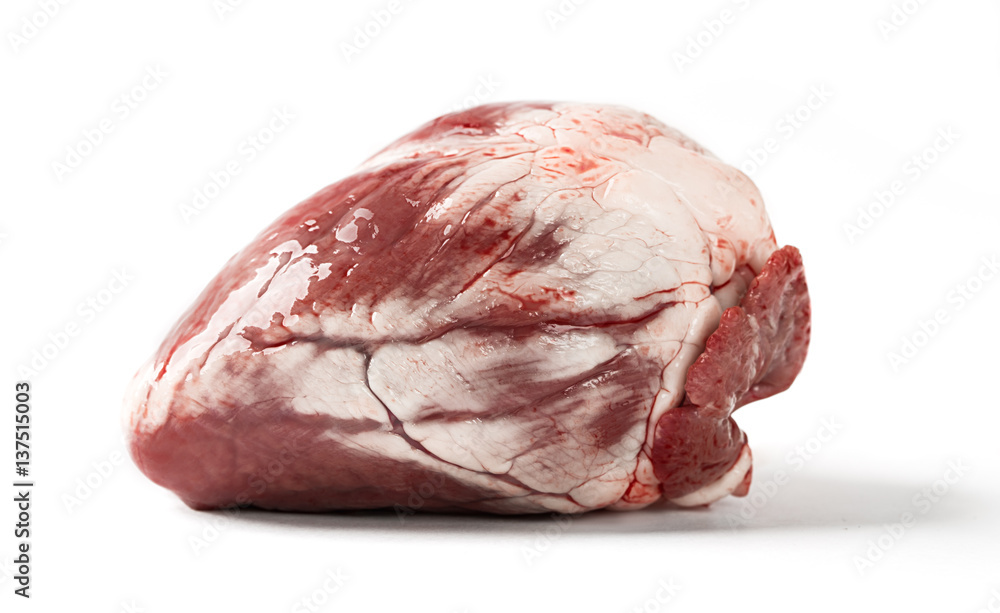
2, 0, 999, 611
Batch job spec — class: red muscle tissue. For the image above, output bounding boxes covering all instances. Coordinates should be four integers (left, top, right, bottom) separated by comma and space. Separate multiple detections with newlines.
123, 102, 810, 514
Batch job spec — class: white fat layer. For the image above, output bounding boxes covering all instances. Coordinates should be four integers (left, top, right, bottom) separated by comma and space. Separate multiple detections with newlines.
368, 327, 646, 508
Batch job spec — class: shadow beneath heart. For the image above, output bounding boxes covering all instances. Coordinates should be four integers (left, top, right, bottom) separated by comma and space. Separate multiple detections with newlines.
206, 469, 983, 536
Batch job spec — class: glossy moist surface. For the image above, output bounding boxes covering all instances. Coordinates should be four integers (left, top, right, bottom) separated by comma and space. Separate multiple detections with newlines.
123, 102, 811, 514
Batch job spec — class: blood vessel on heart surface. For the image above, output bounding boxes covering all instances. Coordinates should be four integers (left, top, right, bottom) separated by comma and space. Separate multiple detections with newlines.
123, 102, 811, 514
